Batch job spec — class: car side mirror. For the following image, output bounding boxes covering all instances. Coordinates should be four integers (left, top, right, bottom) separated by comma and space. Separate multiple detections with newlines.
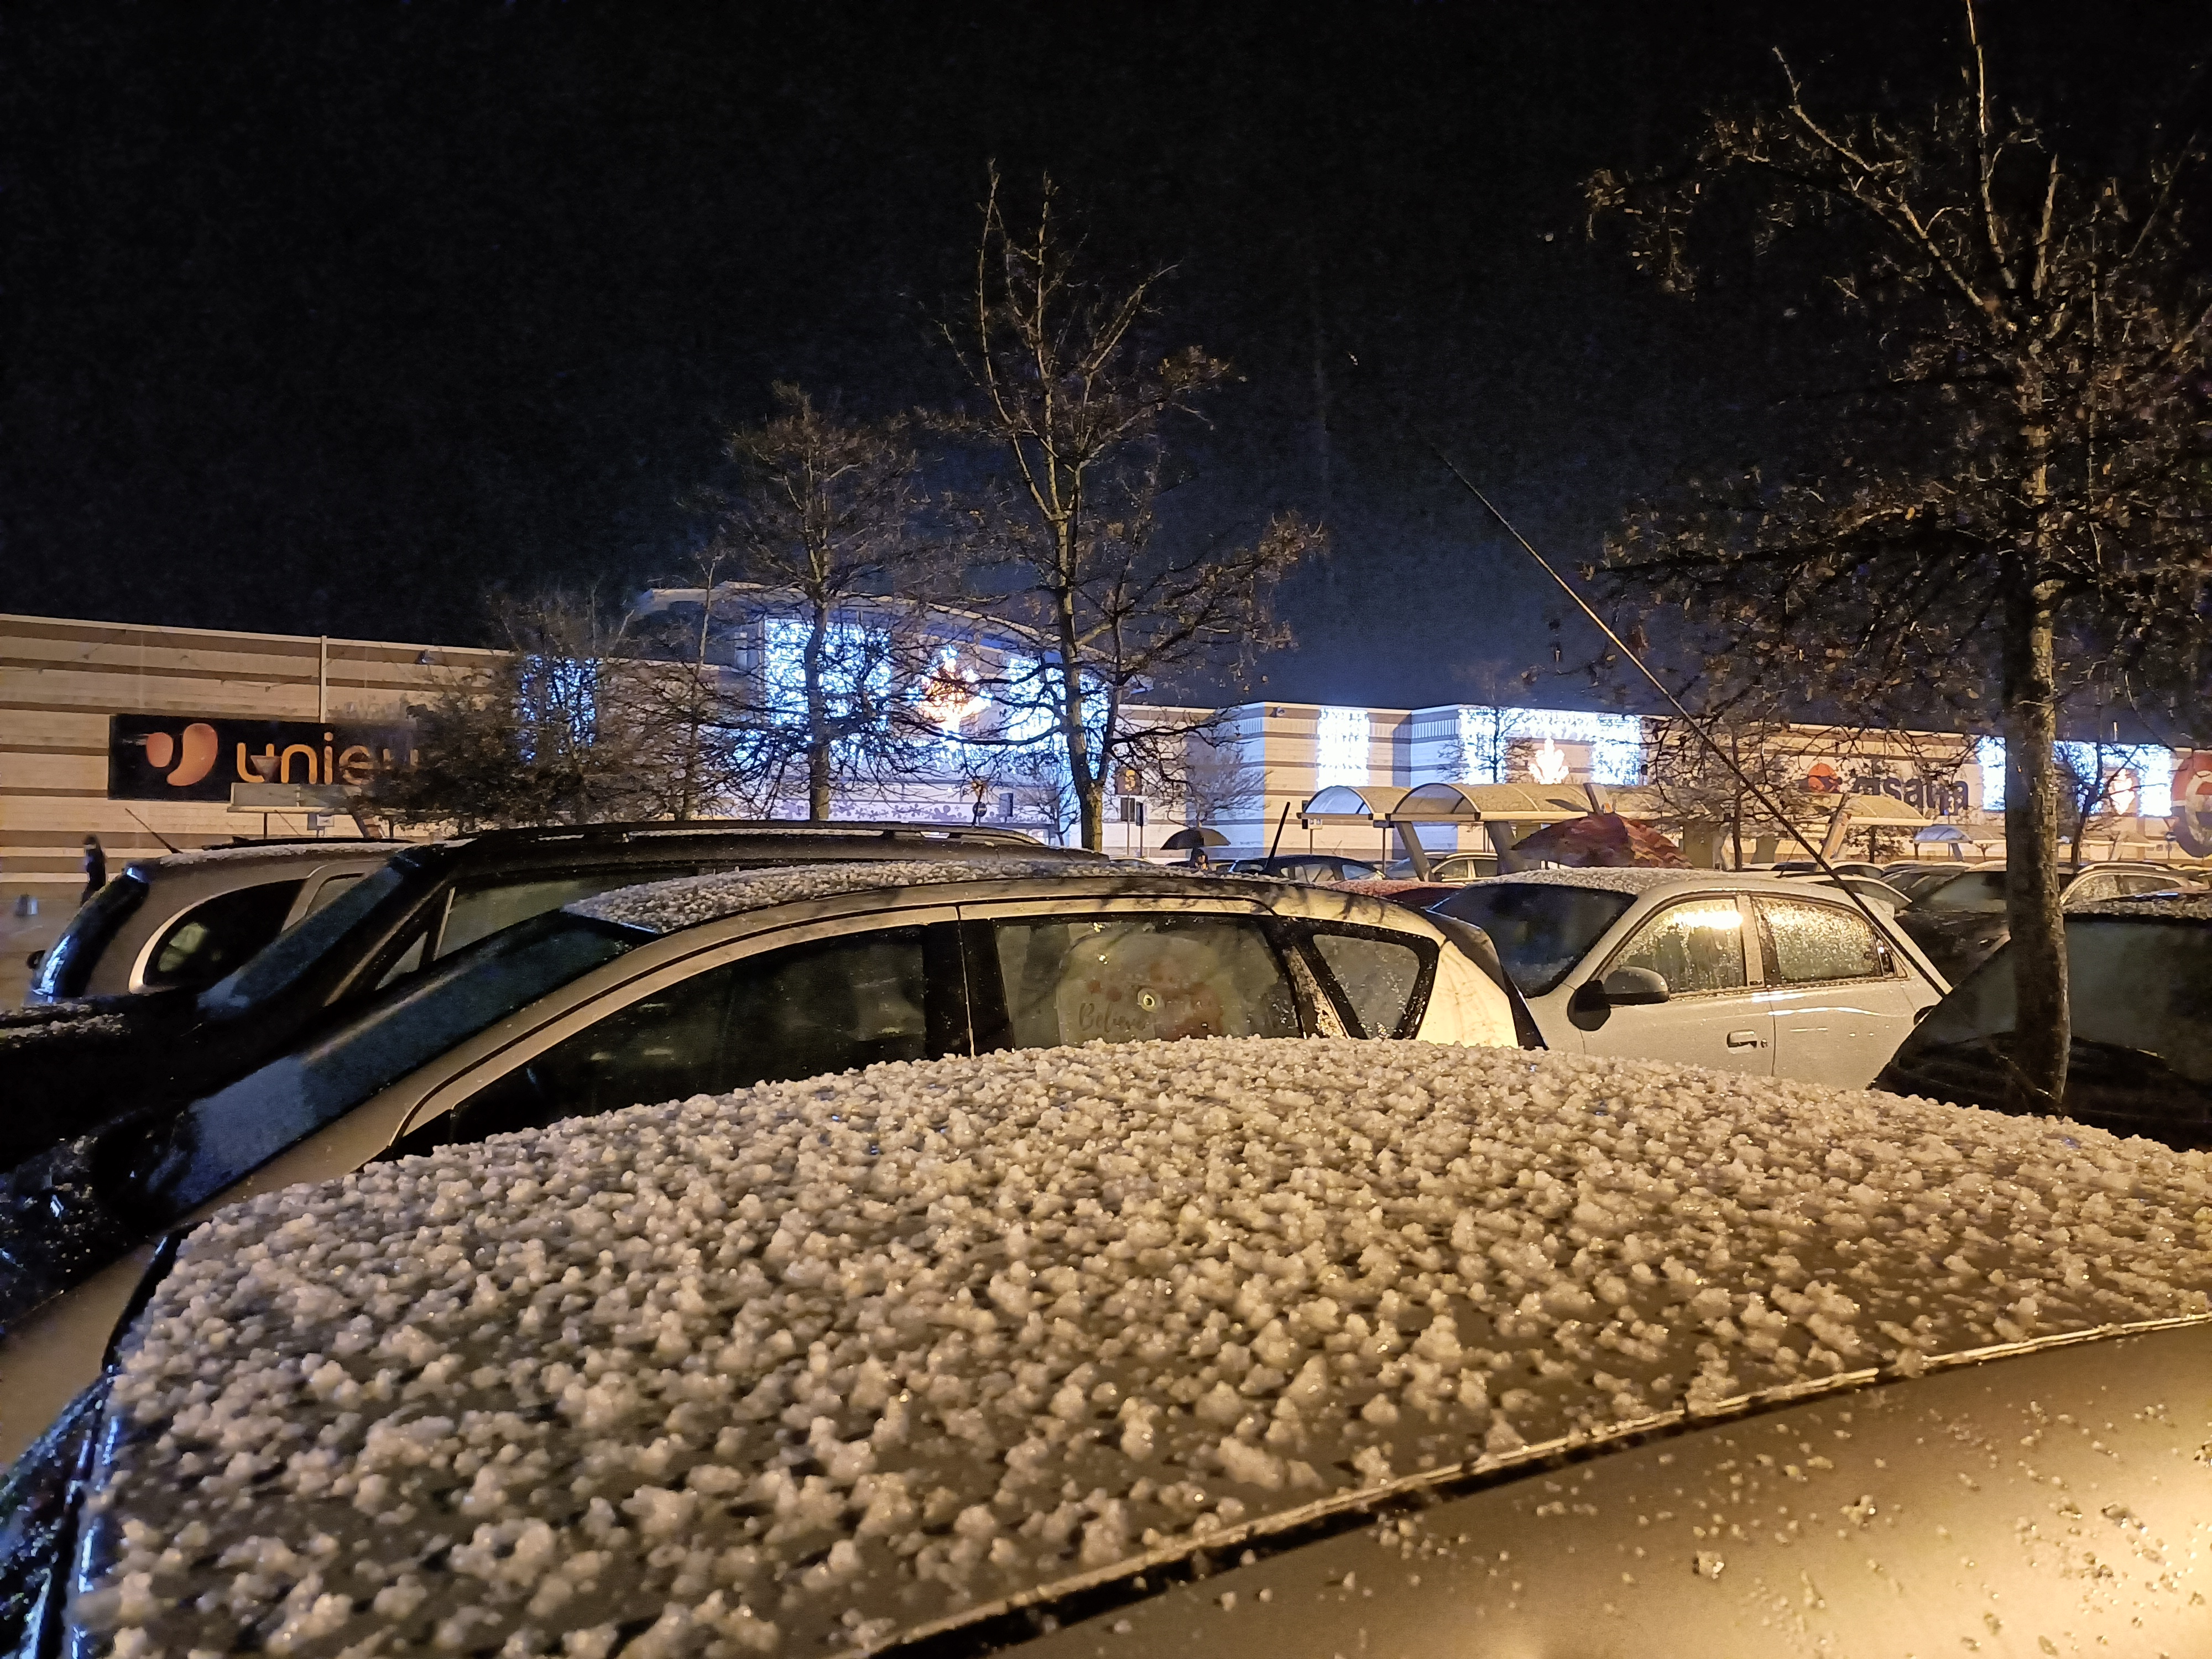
24, 950, 43, 972
1598, 966, 1671, 1006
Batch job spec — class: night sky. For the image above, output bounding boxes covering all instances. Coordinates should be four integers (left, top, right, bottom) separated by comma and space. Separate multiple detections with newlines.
7, 2, 2205, 708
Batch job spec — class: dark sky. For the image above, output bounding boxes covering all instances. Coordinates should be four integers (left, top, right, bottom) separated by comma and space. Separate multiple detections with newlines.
6, 2, 2205, 707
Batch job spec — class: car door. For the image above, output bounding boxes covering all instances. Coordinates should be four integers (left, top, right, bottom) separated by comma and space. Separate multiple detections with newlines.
1569, 894, 1774, 1075
1750, 893, 1919, 1088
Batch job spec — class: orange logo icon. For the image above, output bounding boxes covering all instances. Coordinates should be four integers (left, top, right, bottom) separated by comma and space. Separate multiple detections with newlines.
142, 722, 220, 787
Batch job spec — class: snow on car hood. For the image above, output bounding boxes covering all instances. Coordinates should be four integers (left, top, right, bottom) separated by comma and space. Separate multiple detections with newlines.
87, 1042, 2212, 1655
566, 859, 1101, 934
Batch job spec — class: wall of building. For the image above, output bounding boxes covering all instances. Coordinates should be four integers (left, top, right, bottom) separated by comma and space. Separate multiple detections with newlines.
0, 612, 500, 903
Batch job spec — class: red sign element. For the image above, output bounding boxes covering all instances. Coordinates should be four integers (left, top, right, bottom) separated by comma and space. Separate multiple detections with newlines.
2174, 751, 2212, 858
1803, 761, 1844, 794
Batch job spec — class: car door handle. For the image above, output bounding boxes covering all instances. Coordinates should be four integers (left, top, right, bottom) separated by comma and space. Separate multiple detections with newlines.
1725, 1030, 1766, 1048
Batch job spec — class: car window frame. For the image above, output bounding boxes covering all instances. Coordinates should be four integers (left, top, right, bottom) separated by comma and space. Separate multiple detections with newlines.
386, 904, 968, 1151
1588, 891, 1766, 1000
1296, 920, 1441, 1039
1750, 891, 1903, 988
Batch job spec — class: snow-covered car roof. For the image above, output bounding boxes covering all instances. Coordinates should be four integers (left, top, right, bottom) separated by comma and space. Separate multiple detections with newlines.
570, 858, 1269, 935
87, 1041, 2212, 1656
1463, 867, 1863, 898
123, 841, 399, 871
2066, 891, 2212, 921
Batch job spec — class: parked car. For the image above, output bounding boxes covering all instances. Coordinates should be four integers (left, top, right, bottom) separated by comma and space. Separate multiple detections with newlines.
0, 859, 1520, 1470
12, 1039, 2210, 1656
1431, 868, 1946, 1086
1227, 853, 1379, 881
0, 822, 1083, 1170
1879, 862, 1975, 902
1892, 861, 2205, 983
1780, 870, 1913, 910
1384, 850, 1498, 883
1877, 890, 2212, 1151
1771, 858, 1888, 880
23, 840, 398, 1005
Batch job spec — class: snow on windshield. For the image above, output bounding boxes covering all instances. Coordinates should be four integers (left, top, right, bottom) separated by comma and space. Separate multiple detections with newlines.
568, 859, 1094, 935
88, 1042, 2212, 1655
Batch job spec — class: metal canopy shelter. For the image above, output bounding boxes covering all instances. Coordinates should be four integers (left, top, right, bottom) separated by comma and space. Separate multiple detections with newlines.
1300, 781, 1602, 879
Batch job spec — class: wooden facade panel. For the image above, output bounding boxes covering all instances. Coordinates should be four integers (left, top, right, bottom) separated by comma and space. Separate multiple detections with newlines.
0, 752, 106, 791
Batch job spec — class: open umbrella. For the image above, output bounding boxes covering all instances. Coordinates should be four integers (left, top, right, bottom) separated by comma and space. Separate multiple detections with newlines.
1508, 812, 1688, 869
1161, 826, 1229, 865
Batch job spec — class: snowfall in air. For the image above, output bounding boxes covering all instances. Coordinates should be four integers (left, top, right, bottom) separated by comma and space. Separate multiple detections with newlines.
79, 1040, 2212, 1655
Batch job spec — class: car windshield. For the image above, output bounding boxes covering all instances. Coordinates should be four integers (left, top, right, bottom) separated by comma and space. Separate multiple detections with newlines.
195, 858, 414, 1016
1432, 881, 1636, 994
1914, 870, 2008, 912
1909, 915, 2212, 1087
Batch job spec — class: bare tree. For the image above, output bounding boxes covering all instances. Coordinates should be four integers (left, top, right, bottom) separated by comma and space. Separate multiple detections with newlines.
707, 387, 942, 821
1640, 705, 1805, 868
2056, 739, 2167, 872
943, 166, 1324, 849
1168, 724, 1268, 829
374, 591, 671, 829
1586, 3, 2212, 1112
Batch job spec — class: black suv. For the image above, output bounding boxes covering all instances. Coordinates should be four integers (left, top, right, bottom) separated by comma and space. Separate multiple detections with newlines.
0, 822, 1087, 1168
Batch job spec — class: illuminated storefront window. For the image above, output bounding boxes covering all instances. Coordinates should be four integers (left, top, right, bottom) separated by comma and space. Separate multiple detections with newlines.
1976, 737, 2172, 817
1453, 706, 1645, 785
1314, 706, 1369, 786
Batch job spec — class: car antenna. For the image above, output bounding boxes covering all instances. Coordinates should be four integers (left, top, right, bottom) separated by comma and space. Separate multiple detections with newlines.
1425, 442, 1898, 943
124, 806, 182, 854
1265, 801, 1291, 864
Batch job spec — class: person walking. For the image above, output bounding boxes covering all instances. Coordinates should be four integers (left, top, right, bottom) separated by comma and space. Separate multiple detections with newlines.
80, 834, 106, 904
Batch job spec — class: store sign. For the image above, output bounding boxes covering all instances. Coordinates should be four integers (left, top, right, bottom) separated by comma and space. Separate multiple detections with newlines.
108, 714, 415, 803
1802, 761, 1968, 815
2174, 751, 2212, 857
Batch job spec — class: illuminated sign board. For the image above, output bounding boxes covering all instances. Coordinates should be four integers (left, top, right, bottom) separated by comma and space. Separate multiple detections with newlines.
107, 714, 415, 802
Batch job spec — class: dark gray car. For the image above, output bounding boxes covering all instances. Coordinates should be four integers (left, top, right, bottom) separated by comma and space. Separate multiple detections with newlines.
14, 1037, 2210, 1655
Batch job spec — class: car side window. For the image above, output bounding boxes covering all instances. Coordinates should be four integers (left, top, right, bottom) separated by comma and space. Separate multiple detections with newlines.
421, 925, 945, 1149
983, 916, 1300, 1048
1307, 929, 1430, 1037
1609, 899, 1747, 995
1753, 897, 1892, 984
142, 881, 306, 989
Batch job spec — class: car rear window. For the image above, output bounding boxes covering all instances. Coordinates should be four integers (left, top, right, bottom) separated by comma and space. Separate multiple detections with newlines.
1432, 883, 1637, 995
1911, 916, 2212, 1088
1917, 871, 2008, 912
1308, 930, 1427, 1037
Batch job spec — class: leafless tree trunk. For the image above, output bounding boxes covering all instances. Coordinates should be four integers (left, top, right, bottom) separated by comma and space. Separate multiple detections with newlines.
1587, 1, 2212, 1112
942, 168, 1322, 849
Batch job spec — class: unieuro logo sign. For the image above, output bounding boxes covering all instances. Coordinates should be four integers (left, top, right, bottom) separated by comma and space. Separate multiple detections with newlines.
107, 714, 416, 802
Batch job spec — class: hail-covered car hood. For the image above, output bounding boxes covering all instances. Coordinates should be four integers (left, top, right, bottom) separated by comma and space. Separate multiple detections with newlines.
75, 1041, 2212, 1655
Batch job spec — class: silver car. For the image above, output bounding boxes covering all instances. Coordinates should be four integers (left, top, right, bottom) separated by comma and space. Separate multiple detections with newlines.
1433, 868, 1947, 1085
0, 859, 1520, 1469
23, 1037, 2212, 1656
